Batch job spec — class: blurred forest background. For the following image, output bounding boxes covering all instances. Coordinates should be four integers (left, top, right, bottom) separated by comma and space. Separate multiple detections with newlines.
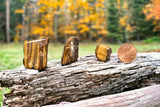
1, 0, 160, 43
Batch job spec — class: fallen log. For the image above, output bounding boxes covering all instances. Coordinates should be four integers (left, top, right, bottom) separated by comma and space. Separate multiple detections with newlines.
44, 84, 160, 107
0, 53, 160, 107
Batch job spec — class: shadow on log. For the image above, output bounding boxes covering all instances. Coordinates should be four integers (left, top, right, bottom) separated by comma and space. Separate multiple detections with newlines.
0, 53, 160, 106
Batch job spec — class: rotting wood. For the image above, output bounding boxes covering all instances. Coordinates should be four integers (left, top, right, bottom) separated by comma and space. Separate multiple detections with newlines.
0, 53, 160, 106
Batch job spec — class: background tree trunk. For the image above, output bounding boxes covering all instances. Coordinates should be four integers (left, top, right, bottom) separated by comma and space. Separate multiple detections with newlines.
6, 0, 10, 43
0, 53, 160, 106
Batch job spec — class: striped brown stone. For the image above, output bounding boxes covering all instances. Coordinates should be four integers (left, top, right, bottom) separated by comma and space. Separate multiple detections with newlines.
95, 44, 112, 62
23, 38, 49, 70
61, 37, 79, 66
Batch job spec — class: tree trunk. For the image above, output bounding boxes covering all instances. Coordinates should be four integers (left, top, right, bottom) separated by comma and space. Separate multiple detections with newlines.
54, 12, 58, 42
0, 53, 160, 106
6, 0, 10, 43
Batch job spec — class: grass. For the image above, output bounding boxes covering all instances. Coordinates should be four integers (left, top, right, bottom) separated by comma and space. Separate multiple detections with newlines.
1, 42, 160, 70
0, 41, 160, 106
0, 88, 11, 107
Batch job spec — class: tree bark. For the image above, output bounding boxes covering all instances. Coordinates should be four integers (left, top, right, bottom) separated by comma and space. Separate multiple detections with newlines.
44, 84, 160, 107
0, 53, 160, 106
6, 0, 10, 43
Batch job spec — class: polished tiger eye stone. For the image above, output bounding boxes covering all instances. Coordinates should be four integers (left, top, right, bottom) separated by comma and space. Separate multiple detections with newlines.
23, 38, 49, 70
95, 44, 112, 62
118, 43, 137, 63
61, 37, 79, 66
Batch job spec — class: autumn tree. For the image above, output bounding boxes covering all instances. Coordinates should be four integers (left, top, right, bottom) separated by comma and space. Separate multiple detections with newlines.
3, 0, 158, 42
143, 0, 160, 35
0, 0, 25, 42
6, 0, 10, 43
118, 0, 133, 42
130, 0, 155, 40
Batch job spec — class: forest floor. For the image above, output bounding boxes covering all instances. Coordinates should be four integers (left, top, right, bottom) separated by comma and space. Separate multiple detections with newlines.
0, 42, 160, 106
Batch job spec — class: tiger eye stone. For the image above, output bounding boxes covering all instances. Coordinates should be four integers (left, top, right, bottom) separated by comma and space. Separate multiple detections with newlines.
95, 44, 112, 62
118, 43, 137, 63
61, 37, 79, 66
23, 38, 49, 70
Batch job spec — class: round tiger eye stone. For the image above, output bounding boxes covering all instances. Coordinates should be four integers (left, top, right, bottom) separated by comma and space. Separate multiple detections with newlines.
118, 43, 137, 63
95, 44, 112, 62
61, 37, 79, 66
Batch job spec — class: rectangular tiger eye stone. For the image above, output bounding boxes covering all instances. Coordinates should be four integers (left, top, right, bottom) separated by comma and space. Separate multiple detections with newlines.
23, 38, 49, 70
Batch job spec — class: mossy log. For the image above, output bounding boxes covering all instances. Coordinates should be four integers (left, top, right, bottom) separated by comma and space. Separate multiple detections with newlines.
0, 53, 160, 107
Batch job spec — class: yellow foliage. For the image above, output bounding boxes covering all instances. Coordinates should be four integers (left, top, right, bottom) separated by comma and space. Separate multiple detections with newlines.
98, 30, 108, 35
119, 15, 129, 26
15, 9, 24, 14
153, 21, 157, 25
32, 27, 45, 35
143, 0, 160, 21
91, 24, 101, 29
14, 34, 20, 42
97, 0, 104, 3
17, 24, 23, 29
32, 27, 54, 36
94, 33, 97, 37
78, 24, 86, 29
78, 24, 89, 33
155, 16, 160, 21
38, 6, 47, 13
96, 38, 102, 43
122, 3, 128, 10
116, 0, 121, 10
28, 0, 107, 39
79, 17, 90, 23
126, 24, 132, 32
95, 3, 104, 8
88, 15, 96, 21
64, 30, 77, 34
117, 0, 121, 5
66, 25, 74, 30
44, 14, 53, 19
40, 20, 48, 25
79, 24, 89, 33
153, 25, 160, 32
